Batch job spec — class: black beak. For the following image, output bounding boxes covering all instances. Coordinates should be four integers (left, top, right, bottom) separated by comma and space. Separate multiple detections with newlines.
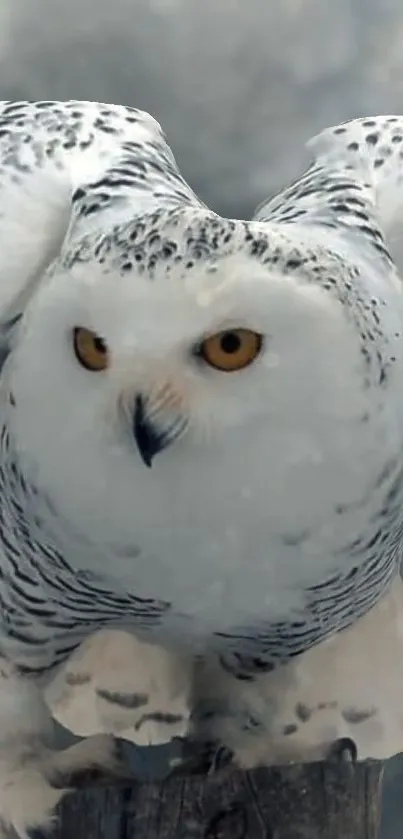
133, 395, 168, 468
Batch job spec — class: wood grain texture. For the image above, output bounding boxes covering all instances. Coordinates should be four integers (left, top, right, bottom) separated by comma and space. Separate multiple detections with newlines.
53, 760, 384, 838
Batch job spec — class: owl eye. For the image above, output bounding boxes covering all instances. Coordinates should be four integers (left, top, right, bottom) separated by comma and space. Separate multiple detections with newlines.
197, 328, 263, 372
73, 327, 109, 371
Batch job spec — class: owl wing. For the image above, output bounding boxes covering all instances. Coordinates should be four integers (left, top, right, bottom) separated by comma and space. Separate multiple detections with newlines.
253, 115, 403, 279
0, 100, 203, 364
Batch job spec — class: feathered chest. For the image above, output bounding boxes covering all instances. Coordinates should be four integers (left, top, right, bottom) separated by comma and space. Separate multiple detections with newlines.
0, 419, 401, 677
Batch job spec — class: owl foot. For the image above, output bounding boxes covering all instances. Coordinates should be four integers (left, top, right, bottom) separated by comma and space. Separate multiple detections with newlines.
0, 655, 130, 838
0, 732, 128, 839
327, 737, 357, 764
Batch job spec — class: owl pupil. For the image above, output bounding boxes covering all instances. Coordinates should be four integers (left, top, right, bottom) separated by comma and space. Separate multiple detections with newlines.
220, 332, 241, 354
93, 336, 106, 353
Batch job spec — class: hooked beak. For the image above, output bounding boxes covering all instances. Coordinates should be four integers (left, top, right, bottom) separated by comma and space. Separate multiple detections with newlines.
133, 394, 187, 468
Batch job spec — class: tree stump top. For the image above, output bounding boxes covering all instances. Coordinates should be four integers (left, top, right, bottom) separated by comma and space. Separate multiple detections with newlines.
54, 759, 384, 839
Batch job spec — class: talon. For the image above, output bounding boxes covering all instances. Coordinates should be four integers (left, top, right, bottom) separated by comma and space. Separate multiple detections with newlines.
206, 744, 234, 775
327, 737, 357, 764
179, 739, 234, 775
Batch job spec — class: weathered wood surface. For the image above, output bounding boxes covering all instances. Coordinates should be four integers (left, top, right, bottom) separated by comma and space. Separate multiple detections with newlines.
53, 759, 384, 839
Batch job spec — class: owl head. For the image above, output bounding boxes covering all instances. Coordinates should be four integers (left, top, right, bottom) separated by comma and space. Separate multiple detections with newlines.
4, 206, 403, 626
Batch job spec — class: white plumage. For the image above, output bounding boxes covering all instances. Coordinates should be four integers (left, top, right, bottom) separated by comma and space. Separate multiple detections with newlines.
0, 102, 401, 835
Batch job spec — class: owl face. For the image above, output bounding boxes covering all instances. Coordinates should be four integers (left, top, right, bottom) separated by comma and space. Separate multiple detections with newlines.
6, 219, 403, 629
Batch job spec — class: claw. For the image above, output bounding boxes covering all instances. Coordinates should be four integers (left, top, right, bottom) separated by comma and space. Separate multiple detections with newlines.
205, 743, 234, 775
327, 737, 357, 764
178, 739, 234, 776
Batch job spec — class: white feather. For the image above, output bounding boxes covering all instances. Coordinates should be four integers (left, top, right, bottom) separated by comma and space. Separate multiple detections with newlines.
0, 107, 403, 830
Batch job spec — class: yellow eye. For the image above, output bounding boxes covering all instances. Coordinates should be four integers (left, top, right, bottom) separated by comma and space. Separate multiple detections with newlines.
198, 328, 263, 372
73, 327, 109, 372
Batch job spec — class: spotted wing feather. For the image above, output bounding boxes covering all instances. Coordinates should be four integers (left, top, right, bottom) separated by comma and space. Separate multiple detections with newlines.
254, 115, 403, 277
0, 100, 203, 361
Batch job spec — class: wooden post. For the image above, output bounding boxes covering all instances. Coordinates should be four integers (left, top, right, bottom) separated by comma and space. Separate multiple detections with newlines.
53, 759, 384, 839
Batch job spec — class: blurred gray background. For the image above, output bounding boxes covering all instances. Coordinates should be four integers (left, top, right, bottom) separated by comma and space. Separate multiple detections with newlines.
1, 0, 403, 834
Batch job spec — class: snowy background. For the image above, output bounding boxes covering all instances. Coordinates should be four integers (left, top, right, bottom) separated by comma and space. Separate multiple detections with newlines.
1, 0, 403, 833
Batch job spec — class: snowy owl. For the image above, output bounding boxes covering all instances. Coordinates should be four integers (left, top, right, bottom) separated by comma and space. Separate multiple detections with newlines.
0, 100, 401, 835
